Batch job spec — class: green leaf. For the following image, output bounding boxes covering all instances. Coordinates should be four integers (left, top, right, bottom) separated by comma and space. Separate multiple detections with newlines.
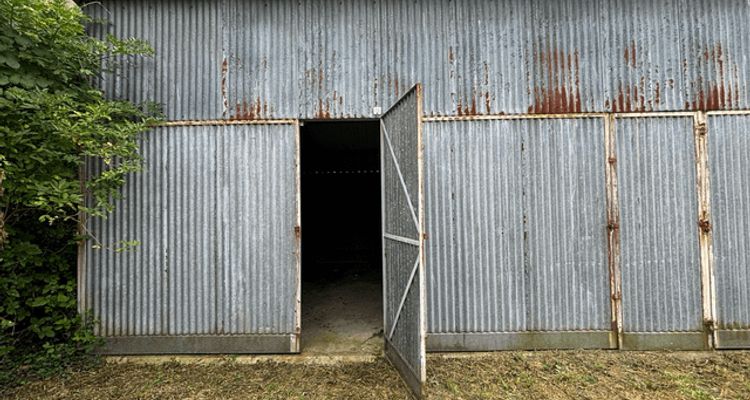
0, 55, 20, 69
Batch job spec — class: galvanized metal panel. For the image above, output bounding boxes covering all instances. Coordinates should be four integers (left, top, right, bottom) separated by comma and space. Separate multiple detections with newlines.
383, 92, 420, 240
81, 124, 299, 350
381, 87, 425, 395
222, 0, 298, 119
423, 118, 611, 339
424, 119, 525, 334
85, 0, 223, 120
600, 0, 690, 112
86, 0, 750, 120
615, 117, 703, 334
708, 115, 750, 336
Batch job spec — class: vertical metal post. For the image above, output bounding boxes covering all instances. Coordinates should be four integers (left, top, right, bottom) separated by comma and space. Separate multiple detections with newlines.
380, 118, 389, 339
415, 84, 427, 385
605, 114, 622, 349
77, 162, 88, 316
293, 120, 302, 353
693, 111, 716, 349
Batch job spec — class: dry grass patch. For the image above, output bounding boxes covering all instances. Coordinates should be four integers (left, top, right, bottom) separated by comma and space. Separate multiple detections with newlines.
5, 351, 750, 399
427, 351, 750, 399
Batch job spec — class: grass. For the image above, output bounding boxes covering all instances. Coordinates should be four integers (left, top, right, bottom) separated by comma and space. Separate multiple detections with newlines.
4, 351, 750, 399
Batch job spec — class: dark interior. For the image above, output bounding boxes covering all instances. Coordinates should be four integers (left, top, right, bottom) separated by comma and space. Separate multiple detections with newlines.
300, 120, 383, 353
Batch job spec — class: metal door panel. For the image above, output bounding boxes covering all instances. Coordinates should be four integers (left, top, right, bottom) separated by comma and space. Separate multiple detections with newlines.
80, 123, 301, 353
381, 85, 426, 397
708, 114, 750, 348
615, 116, 706, 350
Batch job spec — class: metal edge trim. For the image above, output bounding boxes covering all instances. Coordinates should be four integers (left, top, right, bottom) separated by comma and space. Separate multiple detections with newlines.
77, 162, 87, 316
426, 331, 617, 352
99, 334, 298, 354
293, 120, 302, 353
415, 83, 428, 385
706, 110, 750, 116
605, 114, 623, 349
161, 119, 297, 127
694, 111, 717, 348
379, 109, 388, 351
423, 113, 608, 122
421, 110, 742, 123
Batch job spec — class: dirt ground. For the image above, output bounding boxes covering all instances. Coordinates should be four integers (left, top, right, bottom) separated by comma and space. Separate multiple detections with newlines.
4, 351, 750, 399
301, 269, 383, 355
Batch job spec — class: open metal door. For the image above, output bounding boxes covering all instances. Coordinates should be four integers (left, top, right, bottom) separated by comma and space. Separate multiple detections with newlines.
380, 84, 427, 397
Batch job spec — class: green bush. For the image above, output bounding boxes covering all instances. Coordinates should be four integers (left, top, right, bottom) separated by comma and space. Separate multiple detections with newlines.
0, 0, 158, 386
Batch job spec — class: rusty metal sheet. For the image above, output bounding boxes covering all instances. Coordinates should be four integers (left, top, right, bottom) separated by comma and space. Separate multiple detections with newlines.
87, 0, 750, 120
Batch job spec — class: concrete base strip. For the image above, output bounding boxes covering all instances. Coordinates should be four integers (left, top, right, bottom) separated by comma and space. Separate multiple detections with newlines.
620, 332, 709, 351
427, 331, 617, 352
100, 334, 298, 355
715, 330, 750, 349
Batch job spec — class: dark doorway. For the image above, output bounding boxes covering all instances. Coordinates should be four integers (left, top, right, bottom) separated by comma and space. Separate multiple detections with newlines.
300, 120, 383, 354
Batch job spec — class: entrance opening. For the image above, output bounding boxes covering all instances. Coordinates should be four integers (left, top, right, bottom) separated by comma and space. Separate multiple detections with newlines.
300, 120, 383, 354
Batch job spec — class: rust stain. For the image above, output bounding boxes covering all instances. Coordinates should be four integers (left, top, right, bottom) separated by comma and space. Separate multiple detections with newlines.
611, 79, 654, 113
333, 90, 343, 106
484, 92, 492, 114
231, 96, 268, 120
456, 94, 478, 116
623, 41, 637, 68
688, 43, 740, 111
315, 98, 331, 119
394, 78, 399, 97
221, 57, 228, 117
613, 84, 631, 113
448, 46, 454, 63
609, 42, 664, 112
613, 42, 742, 112
527, 45, 582, 114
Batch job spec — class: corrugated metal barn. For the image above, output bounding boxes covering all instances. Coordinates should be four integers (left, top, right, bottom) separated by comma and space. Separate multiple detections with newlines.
80, 0, 750, 395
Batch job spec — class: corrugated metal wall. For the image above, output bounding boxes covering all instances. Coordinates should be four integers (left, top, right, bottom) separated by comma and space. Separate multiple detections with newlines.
423, 118, 613, 350
381, 87, 426, 392
86, 0, 223, 120
81, 0, 750, 353
615, 116, 706, 349
81, 124, 300, 353
708, 114, 750, 348
85, 0, 750, 120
